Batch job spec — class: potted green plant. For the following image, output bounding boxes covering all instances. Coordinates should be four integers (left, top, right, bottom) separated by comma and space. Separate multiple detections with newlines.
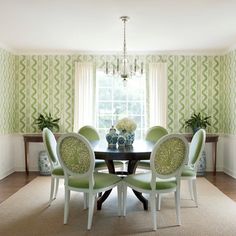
34, 113, 60, 132
184, 112, 211, 133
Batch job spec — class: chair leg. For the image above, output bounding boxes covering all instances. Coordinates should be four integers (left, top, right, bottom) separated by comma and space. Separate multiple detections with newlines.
123, 184, 127, 217
83, 193, 89, 209
64, 188, 70, 224
188, 179, 194, 200
117, 184, 122, 216
192, 179, 198, 207
87, 194, 95, 230
150, 193, 157, 231
54, 178, 60, 199
49, 177, 55, 206
175, 189, 181, 226
157, 194, 161, 211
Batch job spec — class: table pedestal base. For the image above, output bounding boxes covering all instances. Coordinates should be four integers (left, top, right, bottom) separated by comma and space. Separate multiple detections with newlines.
96, 159, 148, 211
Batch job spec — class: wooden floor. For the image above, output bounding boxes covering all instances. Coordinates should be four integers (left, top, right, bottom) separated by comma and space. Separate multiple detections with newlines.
0, 172, 38, 204
1, 172, 236, 203
205, 172, 236, 201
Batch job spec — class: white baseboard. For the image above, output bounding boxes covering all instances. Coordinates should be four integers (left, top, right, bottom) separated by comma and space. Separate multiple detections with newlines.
14, 166, 39, 172
223, 167, 236, 179
206, 166, 224, 172
0, 168, 15, 180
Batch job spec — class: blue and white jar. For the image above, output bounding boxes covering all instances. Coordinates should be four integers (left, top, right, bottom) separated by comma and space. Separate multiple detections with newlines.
124, 131, 135, 146
38, 151, 51, 176
197, 149, 206, 176
117, 133, 126, 147
118, 130, 135, 146
106, 126, 118, 146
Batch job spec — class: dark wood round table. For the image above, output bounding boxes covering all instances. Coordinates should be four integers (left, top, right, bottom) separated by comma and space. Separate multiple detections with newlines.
92, 140, 154, 210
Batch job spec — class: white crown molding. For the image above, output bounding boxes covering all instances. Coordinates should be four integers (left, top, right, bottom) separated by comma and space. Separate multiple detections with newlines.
0, 42, 14, 53
12, 49, 228, 56
0, 43, 234, 56
225, 43, 236, 54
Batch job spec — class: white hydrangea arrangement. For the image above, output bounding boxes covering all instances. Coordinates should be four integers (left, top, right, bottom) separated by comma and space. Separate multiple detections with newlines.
116, 117, 137, 133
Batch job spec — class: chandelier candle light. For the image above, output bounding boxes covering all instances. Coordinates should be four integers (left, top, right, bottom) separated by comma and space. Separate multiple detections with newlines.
105, 16, 144, 86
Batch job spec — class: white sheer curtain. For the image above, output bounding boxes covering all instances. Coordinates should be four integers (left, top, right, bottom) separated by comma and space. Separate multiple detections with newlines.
148, 63, 167, 128
73, 62, 95, 132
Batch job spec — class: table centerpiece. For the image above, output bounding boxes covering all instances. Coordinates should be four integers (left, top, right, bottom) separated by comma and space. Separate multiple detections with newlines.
116, 117, 137, 146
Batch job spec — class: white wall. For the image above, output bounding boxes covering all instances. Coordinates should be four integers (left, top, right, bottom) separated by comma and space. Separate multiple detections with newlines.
220, 135, 236, 178
14, 135, 45, 172
0, 134, 234, 180
0, 134, 18, 179
0, 134, 45, 179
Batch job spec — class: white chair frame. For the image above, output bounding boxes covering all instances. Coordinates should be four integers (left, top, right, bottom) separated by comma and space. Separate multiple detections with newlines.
57, 132, 122, 230
123, 134, 189, 230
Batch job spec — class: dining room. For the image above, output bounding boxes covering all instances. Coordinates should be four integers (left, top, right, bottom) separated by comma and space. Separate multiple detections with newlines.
1, 1, 236, 235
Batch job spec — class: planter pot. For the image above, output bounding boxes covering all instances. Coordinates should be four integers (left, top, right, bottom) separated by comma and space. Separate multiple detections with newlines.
197, 149, 206, 176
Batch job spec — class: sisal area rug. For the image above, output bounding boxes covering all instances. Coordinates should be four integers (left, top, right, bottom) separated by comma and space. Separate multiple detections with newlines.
0, 176, 236, 236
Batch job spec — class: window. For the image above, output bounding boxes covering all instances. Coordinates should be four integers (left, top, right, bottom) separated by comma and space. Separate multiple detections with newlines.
95, 70, 146, 139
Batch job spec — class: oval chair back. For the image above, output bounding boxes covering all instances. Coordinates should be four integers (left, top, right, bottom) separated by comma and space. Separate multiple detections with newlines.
56, 133, 122, 230
43, 127, 64, 205
78, 125, 100, 142
43, 128, 59, 167
188, 129, 206, 170
57, 133, 95, 182
150, 134, 189, 182
145, 126, 168, 143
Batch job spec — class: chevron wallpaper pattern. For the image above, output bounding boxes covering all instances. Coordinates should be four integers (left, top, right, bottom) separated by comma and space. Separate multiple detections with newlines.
166, 55, 222, 133
222, 50, 236, 134
0, 48, 15, 134
0, 49, 235, 135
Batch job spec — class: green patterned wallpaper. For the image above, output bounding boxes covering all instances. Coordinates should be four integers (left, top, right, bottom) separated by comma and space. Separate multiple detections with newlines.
222, 50, 236, 134
166, 55, 222, 133
0, 48, 15, 134
14, 55, 74, 133
14, 55, 94, 133
1, 49, 235, 135
13, 54, 223, 134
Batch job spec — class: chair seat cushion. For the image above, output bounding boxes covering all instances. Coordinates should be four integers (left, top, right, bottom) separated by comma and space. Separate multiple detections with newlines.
95, 160, 123, 169
124, 172, 177, 190
68, 172, 121, 189
52, 166, 64, 176
138, 160, 150, 168
181, 166, 196, 177
95, 160, 107, 169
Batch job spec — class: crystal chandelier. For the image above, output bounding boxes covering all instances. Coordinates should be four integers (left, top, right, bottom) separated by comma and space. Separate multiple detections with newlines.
105, 16, 144, 86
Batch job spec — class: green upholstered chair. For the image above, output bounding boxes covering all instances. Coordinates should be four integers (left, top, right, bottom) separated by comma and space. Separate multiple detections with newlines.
181, 129, 206, 207
78, 125, 123, 171
138, 126, 168, 170
56, 133, 122, 230
123, 134, 189, 230
42, 128, 64, 205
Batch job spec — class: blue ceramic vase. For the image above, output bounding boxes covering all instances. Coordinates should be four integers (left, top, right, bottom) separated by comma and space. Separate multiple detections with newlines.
106, 126, 118, 147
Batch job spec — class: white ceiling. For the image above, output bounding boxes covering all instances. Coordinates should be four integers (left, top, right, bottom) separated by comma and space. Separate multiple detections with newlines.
0, 0, 236, 54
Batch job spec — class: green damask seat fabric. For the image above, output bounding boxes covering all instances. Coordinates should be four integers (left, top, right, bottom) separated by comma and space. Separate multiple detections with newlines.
180, 129, 206, 207
68, 172, 121, 189
181, 166, 195, 177
78, 125, 123, 170
145, 126, 168, 143
125, 172, 177, 190
52, 166, 64, 176
44, 128, 59, 164
188, 129, 204, 166
123, 134, 189, 230
138, 126, 168, 169
43, 128, 65, 206
78, 125, 100, 142
56, 133, 122, 230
